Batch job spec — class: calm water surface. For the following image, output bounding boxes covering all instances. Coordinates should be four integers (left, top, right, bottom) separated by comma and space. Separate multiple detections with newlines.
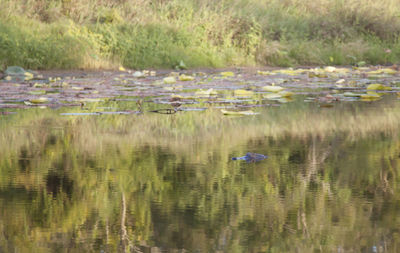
1, 98, 400, 253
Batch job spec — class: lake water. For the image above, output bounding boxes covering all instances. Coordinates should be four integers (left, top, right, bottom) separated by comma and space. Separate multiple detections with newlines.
1, 68, 400, 252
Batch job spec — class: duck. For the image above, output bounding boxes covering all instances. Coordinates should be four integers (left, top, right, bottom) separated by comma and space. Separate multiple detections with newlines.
232, 152, 268, 162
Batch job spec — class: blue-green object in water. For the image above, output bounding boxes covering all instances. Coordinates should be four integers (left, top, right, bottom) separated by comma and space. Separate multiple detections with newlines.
232, 152, 268, 162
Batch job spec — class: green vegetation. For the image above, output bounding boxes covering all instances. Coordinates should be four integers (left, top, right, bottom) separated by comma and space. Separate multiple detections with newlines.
1, 0, 400, 70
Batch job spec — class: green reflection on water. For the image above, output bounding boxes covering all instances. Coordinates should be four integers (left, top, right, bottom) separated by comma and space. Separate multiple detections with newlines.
1, 98, 400, 252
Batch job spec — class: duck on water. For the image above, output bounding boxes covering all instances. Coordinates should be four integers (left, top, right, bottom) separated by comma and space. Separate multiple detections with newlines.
231, 153, 268, 162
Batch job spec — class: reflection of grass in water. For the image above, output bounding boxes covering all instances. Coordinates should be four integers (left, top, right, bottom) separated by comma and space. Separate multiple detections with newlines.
66, 98, 400, 154
1, 98, 400, 154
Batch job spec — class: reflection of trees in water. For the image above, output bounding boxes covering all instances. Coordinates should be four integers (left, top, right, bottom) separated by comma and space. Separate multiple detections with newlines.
45, 172, 73, 197
1, 118, 400, 252
289, 135, 400, 252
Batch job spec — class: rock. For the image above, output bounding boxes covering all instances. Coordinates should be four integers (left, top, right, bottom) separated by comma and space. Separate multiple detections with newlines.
5, 66, 25, 76
4, 66, 34, 81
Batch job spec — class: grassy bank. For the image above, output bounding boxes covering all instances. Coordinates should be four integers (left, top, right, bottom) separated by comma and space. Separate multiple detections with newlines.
1, 0, 400, 70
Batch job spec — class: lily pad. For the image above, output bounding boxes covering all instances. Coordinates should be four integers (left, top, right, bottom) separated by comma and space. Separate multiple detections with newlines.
278, 91, 294, 97
28, 90, 46, 95
367, 68, 397, 75
221, 109, 259, 115
367, 83, 384, 90
29, 97, 49, 104
262, 85, 285, 92
164, 86, 183, 91
257, 70, 271, 76
179, 74, 195, 81
220, 71, 235, 77
367, 83, 391, 91
263, 93, 282, 100
360, 93, 381, 99
234, 89, 254, 96
343, 92, 363, 97
195, 89, 218, 97
163, 77, 177, 84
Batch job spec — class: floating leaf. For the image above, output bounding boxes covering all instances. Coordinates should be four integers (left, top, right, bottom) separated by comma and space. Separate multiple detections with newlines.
79, 98, 103, 102
220, 71, 235, 77
163, 76, 176, 84
33, 83, 44, 88
366, 83, 391, 91
308, 72, 328, 78
343, 92, 363, 97
179, 74, 194, 81
263, 93, 282, 99
164, 86, 182, 91
262, 85, 285, 92
169, 72, 179, 77
257, 70, 271, 75
221, 109, 259, 115
367, 68, 397, 75
379, 68, 397, 74
278, 91, 294, 97
324, 66, 336, 72
360, 93, 381, 99
276, 97, 293, 103
234, 89, 254, 96
164, 87, 174, 91
24, 72, 34, 81
29, 97, 49, 104
272, 69, 303, 75
195, 88, 217, 97
28, 90, 46, 95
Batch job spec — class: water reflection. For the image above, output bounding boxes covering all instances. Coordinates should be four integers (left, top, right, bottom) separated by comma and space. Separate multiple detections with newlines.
1, 99, 400, 252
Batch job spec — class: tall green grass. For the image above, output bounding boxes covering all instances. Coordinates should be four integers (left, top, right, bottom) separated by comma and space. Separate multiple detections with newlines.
1, 0, 400, 70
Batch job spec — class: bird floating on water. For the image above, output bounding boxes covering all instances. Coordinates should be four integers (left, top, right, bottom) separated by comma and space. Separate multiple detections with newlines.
231, 152, 268, 162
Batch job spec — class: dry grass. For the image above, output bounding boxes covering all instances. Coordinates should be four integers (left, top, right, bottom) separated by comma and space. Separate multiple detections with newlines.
1, 0, 400, 69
